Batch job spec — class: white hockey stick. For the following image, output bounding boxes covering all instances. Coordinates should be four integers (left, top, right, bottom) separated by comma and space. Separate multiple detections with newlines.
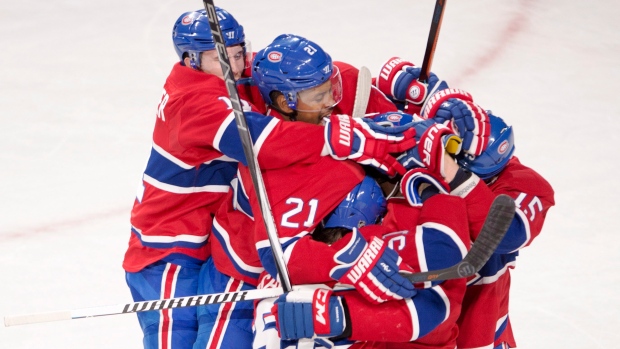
4, 287, 285, 327
4, 194, 514, 328
4, 283, 356, 327
352, 66, 372, 118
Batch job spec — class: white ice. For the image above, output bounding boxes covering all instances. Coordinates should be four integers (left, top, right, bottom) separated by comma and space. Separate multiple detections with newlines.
1, 0, 618, 348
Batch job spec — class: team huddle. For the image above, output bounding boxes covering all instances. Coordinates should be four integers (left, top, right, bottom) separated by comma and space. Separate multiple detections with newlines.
122, 7, 555, 349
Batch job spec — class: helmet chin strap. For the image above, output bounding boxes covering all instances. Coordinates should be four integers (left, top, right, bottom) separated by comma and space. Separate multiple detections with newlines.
272, 106, 298, 121
188, 51, 202, 70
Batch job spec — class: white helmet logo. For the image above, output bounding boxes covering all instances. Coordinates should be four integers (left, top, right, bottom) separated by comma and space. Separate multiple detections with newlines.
268, 51, 282, 62
387, 113, 402, 122
498, 140, 509, 154
181, 15, 193, 25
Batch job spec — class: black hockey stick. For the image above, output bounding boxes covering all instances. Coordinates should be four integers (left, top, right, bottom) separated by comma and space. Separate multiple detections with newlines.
202, 0, 292, 292
419, 0, 447, 83
401, 194, 516, 283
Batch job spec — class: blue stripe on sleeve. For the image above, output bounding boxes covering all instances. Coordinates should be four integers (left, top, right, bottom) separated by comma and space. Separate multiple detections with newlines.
217, 111, 277, 166
211, 222, 262, 281
495, 214, 528, 254
144, 146, 237, 189
257, 237, 300, 279
412, 288, 448, 338
233, 177, 253, 219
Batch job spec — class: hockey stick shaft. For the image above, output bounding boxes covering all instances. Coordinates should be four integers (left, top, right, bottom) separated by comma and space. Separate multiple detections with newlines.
202, 0, 292, 292
352, 66, 372, 118
4, 195, 513, 328
402, 194, 516, 283
419, 0, 447, 83
4, 283, 358, 327
4, 287, 285, 327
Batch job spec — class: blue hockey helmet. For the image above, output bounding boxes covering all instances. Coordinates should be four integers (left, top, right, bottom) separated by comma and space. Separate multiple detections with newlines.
172, 8, 245, 70
372, 111, 416, 127
458, 113, 515, 179
252, 34, 343, 111
323, 176, 387, 230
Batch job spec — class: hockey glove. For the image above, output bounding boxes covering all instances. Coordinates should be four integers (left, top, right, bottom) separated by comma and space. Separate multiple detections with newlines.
375, 57, 448, 107
324, 114, 417, 176
272, 287, 349, 348
400, 168, 450, 206
329, 228, 417, 304
421, 88, 490, 156
397, 119, 462, 175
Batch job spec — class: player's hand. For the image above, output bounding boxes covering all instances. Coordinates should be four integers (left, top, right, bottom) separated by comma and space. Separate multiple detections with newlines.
422, 89, 491, 156
329, 228, 417, 304
396, 119, 462, 175
324, 114, 417, 176
271, 287, 347, 348
400, 168, 450, 206
375, 57, 448, 106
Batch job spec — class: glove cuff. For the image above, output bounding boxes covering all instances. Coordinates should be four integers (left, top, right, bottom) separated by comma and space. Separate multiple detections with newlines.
327, 297, 352, 341
421, 88, 473, 119
450, 168, 480, 198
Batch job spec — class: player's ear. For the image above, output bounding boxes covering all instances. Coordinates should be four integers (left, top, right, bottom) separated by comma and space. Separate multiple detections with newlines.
183, 56, 192, 67
274, 93, 294, 114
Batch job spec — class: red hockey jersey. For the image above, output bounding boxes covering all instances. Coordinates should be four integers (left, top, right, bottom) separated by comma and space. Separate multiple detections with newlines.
123, 63, 329, 272
454, 157, 555, 349
342, 195, 471, 347
209, 60, 398, 285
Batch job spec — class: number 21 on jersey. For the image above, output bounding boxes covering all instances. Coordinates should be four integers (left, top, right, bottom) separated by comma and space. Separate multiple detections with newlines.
281, 198, 319, 229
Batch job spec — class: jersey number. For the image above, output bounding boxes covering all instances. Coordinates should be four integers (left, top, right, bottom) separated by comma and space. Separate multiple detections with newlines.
514, 192, 543, 222
281, 198, 319, 228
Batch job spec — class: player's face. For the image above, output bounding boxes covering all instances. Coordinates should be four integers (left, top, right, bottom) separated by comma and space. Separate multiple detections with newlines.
294, 68, 343, 125
199, 45, 245, 80
294, 81, 335, 124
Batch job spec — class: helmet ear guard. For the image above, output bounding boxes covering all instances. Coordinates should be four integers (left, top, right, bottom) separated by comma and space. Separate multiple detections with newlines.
457, 113, 515, 179
172, 7, 246, 70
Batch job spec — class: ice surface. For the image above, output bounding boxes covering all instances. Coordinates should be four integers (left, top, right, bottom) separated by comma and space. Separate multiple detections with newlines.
1, 0, 619, 347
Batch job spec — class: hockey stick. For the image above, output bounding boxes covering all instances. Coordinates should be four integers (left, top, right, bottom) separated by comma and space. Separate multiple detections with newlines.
418, 0, 447, 83
352, 66, 372, 118
3, 284, 354, 327
202, 0, 292, 292
4, 287, 285, 327
4, 196, 513, 326
401, 194, 516, 283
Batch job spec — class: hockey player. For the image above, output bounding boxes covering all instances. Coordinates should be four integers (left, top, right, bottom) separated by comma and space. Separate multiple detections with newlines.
252, 35, 398, 124
452, 115, 555, 349
375, 57, 555, 348
122, 10, 416, 349
265, 121, 480, 349
184, 34, 417, 349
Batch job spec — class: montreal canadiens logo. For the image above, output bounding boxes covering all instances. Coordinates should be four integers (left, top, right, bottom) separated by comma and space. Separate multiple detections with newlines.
181, 15, 193, 25
498, 140, 509, 154
268, 51, 282, 62
386, 113, 402, 122
408, 86, 421, 100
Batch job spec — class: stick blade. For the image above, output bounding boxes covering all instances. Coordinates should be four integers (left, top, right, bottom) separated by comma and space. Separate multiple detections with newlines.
463, 194, 516, 272
400, 194, 515, 283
